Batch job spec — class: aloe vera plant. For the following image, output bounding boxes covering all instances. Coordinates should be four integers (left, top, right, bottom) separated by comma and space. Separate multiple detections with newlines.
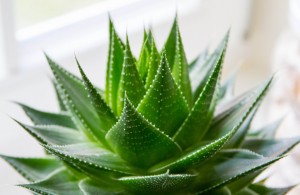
1, 16, 300, 195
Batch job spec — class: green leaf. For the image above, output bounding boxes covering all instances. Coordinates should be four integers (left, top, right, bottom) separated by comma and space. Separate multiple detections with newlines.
46, 55, 108, 146
77, 59, 117, 132
241, 137, 300, 157
79, 178, 123, 195
150, 78, 272, 173
53, 80, 67, 111
18, 103, 76, 129
173, 36, 226, 148
192, 32, 229, 102
248, 183, 295, 195
163, 16, 177, 69
19, 169, 82, 195
137, 52, 189, 136
188, 47, 208, 72
172, 25, 193, 106
105, 18, 125, 114
0, 156, 61, 182
145, 38, 160, 89
192, 149, 282, 194
106, 97, 182, 168
218, 71, 237, 104
116, 37, 146, 116
118, 171, 195, 194
44, 143, 138, 175
137, 31, 151, 82
248, 117, 284, 139
201, 187, 231, 195
15, 120, 87, 145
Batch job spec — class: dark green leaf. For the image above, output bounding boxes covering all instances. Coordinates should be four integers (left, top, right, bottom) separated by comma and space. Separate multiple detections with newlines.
46, 54, 108, 146
116, 37, 145, 116
241, 137, 300, 157
192, 32, 229, 102
79, 178, 123, 195
248, 183, 295, 195
105, 18, 125, 114
18, 103, 76, 129
0, 155, 61, 182
118, 171, 195, 194
15, 120, 87, 145
19, 169, 82, 195
106, 97, 181, 168
44, 143, 138, 175
137, 52, 189, 136
77, 59, 117, 132
192, 149, 282, 194
173, 36, 226, 148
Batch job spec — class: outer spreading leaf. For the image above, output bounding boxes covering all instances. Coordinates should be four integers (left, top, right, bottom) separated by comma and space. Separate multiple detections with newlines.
118, 171, 195, 194
192, 33, 229, 102
79, 178, 123, 195
241, 137, 300, 157
19, 169, 82, 195
15, 120, 87, 145
137, 53, 189, 136
192, 150, 282, 194
106, 97, 181, 168
150, 78, 272, 173
117, 37, 146, 116
173, 37, 226, 148
105, 18, 125, 114
172, 26, 193, 106
77, 59, 117, 131
248, 183, 295, 195
46, 55, 108, 146
53, 80, 67, 111
0, 156, 61, 182
18, 103, 76, 129
43, 143, 138, 176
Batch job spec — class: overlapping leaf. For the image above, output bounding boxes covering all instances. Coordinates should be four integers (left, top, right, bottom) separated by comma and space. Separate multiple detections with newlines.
107, 97, 182, 168
137, 53, 189, 136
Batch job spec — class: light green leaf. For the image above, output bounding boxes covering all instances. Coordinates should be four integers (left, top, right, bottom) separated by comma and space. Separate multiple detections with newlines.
18, 103, 76, 129
106, 97, 182, 168
192, 32, 229, 102
79, 178, 123, 195
241, 137, 300, 157
218, 71, 237, 104
163, 15, 177, 69
19, 169, 82, 195
44, 143, 138, 175
118, 171, 195, 194
188, 47, 208, 72
145, 38, 160, 89
105, 18, 125, 114
248, 183, 295, 195
0, 156, 61, 182
77, 59, 117, 132
192, 149, 282, 194
137, 52, 189, 136
117, 37, 146, 116
46, 55, 108, 146
150, 78, 272, 173
15, 120, 87, 145
173, 37, 225, 148
172, 25, 193, 106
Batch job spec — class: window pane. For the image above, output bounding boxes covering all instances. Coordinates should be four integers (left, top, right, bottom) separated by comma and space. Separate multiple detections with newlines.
14, 0, 106, 30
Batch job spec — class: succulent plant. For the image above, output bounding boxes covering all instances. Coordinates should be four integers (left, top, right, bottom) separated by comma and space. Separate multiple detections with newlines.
1, 16, 300, 195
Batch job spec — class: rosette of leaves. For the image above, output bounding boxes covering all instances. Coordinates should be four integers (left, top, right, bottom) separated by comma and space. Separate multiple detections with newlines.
1, 17, 300, 195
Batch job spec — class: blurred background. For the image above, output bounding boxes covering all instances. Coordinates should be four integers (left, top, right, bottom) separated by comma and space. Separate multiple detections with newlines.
1, 0, 300, 194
